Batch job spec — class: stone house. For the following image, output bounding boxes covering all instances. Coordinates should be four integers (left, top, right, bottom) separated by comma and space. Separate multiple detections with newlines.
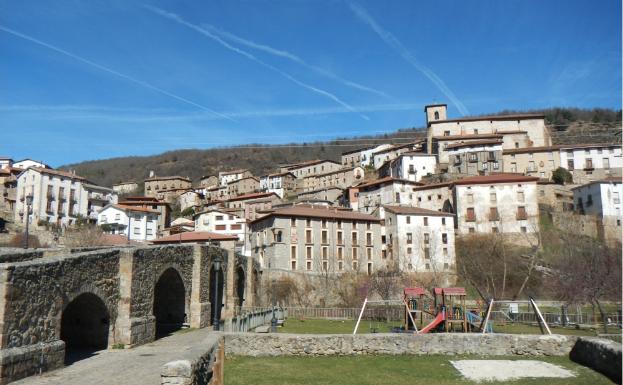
301, 167, 364, 192
381, 205, 456, 274
424, 104, 552, 154
453, 174, 540, 236
218, 169, 253, 187
248, 205, 383, 275
224, 192, 281, 218
447, 139, 504, 176
411, 182, 455, 212
536, 181, 574, 212
13, 158, 51, 170
144, 176, 192, 197
199, 175, 218, 188
259, 172, 297, 199
503, 146, 560, 179
112, 181, 139, 195
341, 144, 393, 167
117, 196, 171, 232
297, 187, 343, 204
279, 159, 342, 179
379, 152, 437, 182
558, 143, 622, 184
227, 176, 260, 198
97, 204, 160, 242
372, 141, 424, 170
178, 190, 203, 212
355, 177, 423, 214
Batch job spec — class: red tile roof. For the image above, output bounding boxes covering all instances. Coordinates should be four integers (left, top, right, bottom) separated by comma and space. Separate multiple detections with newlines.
250, 205, 380, 224
431, 113, 544, 124
383, 205, 453, 217
356, 177, 423, 189
226, 192, 279, 202
152, 231, 238, 244
113, 204, 160, 214
432, 133, 503, 141
29, 167, 86, 181
453, 173, 539, 186
446, 139, 503, 150
145, 175, 191, 182
404, 287, 427, 297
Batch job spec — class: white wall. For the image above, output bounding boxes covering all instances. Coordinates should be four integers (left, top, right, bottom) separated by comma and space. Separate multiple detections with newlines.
573, 182, 622, 218
391, 155, 437, 182
97, 206, 157, 241
559, 146, 622, 171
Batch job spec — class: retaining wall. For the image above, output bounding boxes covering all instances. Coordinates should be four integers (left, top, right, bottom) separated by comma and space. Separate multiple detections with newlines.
224, 333, 578, 357
570, 337, 622, 384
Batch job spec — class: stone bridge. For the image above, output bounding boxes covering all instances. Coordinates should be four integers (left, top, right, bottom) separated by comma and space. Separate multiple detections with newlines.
0, 243, 260, 384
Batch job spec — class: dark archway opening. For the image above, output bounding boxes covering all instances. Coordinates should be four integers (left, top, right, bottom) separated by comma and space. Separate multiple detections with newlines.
235, 266, 245, 308
153, 268, 186, 338
60, 292, 110, 365
209, 266, 224, 328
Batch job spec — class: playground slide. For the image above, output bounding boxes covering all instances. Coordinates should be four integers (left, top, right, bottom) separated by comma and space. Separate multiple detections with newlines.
418, 311, 445, 334
466, 311, 493, 333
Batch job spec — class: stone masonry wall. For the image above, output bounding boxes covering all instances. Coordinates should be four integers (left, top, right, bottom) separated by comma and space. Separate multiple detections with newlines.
570, 337, 622, 384
224, 333, 578, 357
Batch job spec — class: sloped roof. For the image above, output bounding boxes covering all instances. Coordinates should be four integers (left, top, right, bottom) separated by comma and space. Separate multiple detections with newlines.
453, 173, 539, 186
383, 205, 453, 217
250, 205, 380, 224
152, 231, 238, 244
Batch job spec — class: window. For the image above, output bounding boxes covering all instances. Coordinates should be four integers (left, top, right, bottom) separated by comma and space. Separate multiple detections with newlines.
468, 227, 475, 234
585, 158, 593, 169
321, 219, 327, 228
517, 206, 527, 220
337, 247, 343, 260
466, 207, 476, 222
528, 161, 536, 172
291, 261, 297, 270
275, 231, 283, 243
291, 245, 297, 259
467, 194, 474, 204
133, 227, 140, 235
306, 229, 312, 243
424, 233, 430, 245
493, 161, 500, 170
423, 217, 429, 226
321, 230, 328, 244
381, 235, 386, 244
146, 229, 153, 235
322, 261, 328, 271
434, 111, 439, 120
587, 194, 593, 206
567, 159, 574, 170
510, 162, 517, 172
352, 248, 358, 260
406, 216, 410, 224
489, 207, 499, 221
444, 130, 450, 136
604, 158, 610, 169
442, 233, 448, 244
338, 261, 343, 271
352, 261, 358, 270
307, 261, 312, 271
468, 153, 478, 162
115, 213, 121, 220
231, 224, 242, 230
424, 248, 430, 259
351, 231, 358, 245
492, 226, 499, 233
441, 218, 446, 225
490, 192, 497, 203
366, 222, 371, 230
395, 192, 400, 203
406, 233, 413, 244
337, 231, 343, 244
367, 248, 372, 260
613, 192, 620, 204
407, 247, 412, 255
215, 224, 226, 230
520, 226, 527, 233
306, 246, 312, 259
215, 215, 224, 221
337, 220, 342, 229
382, 250, 387, 259
291, 218, 296, 226
474, 129, 479, 134
517, 191, 525, 202
306, 218, 311, 227
366, 232, 372, 245
443, 248, 448, 257
322, 246, 328, 260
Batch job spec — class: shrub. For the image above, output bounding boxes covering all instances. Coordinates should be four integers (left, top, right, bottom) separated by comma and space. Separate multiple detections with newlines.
552, 167, 573, 185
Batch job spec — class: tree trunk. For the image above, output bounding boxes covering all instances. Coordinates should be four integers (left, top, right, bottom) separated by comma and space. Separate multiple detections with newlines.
594, 297, 609, 334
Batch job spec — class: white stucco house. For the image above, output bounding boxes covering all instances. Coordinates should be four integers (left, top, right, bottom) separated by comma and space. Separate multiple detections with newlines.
97, 204, 160, 242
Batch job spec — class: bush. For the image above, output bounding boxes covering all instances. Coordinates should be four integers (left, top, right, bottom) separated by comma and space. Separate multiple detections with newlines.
180, 207, 195, 217
552, 167, 573, 185
7, 233, 43, 248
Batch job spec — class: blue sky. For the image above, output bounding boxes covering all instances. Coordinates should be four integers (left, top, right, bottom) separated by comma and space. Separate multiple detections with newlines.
1, 0, 621, 166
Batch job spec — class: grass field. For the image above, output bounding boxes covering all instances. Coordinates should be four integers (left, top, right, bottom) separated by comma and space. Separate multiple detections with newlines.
226, 354, 614, 385
277, 317, 611, 337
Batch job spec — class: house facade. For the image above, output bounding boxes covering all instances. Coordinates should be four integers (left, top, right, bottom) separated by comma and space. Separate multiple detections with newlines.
248, 205, 384, 275
341, 144, 393, 167
259, 172, 297, 198
447, 140, 503, 176
355, 177, 422, 213
301, 167, 364, 192
97, 204, 160, 242
144, 176, 192, 197
280, 160, 342, 179
194, 209, 247, 242
382, 152, 437, 182
112, 181, 139, 195
558, 144, 622, 184
218, 169, 253, 186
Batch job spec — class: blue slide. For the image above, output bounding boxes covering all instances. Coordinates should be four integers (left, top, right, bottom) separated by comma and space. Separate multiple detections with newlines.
466, 311, 493, 333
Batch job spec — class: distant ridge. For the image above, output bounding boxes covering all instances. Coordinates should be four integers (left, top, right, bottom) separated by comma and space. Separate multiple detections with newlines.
60, 107, 621, 187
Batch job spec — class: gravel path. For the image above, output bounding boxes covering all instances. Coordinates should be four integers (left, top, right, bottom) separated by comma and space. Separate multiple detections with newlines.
450, 359, 576, 382
13, 328, 220, 385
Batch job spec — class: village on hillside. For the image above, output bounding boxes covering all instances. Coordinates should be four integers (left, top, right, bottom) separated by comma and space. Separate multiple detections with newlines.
1, 103, 621, 285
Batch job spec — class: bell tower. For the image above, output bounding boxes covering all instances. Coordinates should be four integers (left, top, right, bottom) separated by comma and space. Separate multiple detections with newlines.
424, 104, 447, 126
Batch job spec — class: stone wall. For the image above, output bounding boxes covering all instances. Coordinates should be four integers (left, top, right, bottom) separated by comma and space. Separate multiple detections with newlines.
0, 249, 45, 264
160, 334, 223, 385
224, 333, 578, 357
570, 337, 622, 384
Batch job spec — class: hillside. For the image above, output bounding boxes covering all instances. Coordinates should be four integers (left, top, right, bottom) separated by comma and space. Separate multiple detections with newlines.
61, 107, 621, 187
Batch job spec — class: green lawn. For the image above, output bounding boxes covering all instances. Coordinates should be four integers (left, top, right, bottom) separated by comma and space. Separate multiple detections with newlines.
226, 355, 614, 385
276, 317, 613, 337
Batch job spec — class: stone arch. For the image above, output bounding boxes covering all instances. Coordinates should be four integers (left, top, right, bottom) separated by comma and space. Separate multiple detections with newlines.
209, 263, 224, 328
60, 292, 110, 364
153, 267, 186, 338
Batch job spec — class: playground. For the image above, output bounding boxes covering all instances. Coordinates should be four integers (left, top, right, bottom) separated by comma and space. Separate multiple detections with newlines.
225, 354, 613, 385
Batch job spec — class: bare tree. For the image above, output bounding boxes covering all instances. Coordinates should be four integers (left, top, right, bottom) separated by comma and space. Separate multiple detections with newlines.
64, 225, 107, 247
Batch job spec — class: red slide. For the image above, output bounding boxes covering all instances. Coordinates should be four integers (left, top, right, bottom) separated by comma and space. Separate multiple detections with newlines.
418, 310, 445, 334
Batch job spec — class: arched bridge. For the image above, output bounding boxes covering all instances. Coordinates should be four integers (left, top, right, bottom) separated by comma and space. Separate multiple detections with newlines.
0, 243, 260, 384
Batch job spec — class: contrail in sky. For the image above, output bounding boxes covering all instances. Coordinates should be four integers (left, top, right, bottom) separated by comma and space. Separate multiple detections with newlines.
348, 2, 469, 116
0, 25, 233, 121
146, 6, 370, 121
204, 24, 390, 99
